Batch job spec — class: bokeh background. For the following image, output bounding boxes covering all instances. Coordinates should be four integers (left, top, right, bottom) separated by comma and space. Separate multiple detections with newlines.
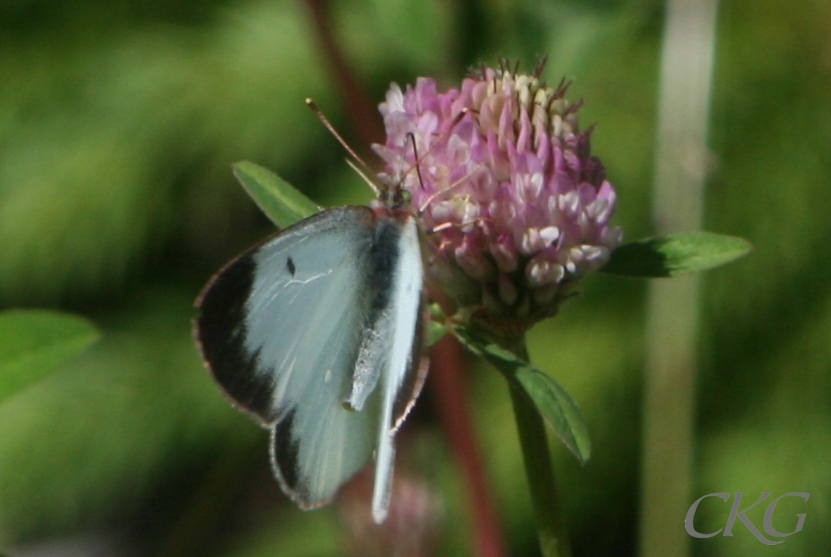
0, 0, 829, 555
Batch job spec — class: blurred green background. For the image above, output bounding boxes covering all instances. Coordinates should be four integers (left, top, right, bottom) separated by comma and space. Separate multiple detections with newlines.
0, 0, 829, 555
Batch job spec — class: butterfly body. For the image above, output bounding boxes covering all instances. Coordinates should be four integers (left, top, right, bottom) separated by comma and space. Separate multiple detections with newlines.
196, 200, 426, 523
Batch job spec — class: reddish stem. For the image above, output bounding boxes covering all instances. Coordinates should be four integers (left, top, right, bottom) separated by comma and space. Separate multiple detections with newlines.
304, 0, 385, 151
431, 335, 507, 557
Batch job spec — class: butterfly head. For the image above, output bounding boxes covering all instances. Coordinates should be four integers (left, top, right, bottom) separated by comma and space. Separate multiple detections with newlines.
372, 180, 413, 213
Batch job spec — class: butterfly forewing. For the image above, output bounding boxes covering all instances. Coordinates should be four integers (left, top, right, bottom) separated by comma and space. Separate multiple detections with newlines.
196, 206, 383, 507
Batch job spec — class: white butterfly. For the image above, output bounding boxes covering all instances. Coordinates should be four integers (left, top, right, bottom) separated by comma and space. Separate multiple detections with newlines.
195, 176, 428, 524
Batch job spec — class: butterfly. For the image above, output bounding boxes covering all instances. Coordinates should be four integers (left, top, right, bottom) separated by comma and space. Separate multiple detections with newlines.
194, 155, 429, 524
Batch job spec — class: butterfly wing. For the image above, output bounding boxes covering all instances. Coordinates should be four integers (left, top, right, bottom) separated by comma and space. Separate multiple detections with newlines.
196, 206, 382, 508
367, 214, 426, 523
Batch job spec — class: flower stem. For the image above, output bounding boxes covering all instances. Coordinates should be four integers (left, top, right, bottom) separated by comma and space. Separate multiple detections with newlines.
505, 340, 571, 557
509, 385, 572, 557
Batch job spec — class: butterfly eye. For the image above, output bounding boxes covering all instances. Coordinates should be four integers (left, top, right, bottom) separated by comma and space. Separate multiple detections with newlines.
394, 188, 412, 207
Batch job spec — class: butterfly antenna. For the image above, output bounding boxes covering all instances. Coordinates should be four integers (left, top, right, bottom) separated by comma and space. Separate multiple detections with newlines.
399, 108, 469, 188
344, 158, 380, 195
397, 108, 473, 213
306, 98, 381, 195
407, 132, 426, 191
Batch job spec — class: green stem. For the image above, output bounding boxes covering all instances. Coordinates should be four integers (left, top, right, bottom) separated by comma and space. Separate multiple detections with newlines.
504, 340, 571, 557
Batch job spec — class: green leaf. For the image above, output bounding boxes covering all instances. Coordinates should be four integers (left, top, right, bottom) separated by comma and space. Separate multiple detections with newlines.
602, 231, 752, 278
511, 365, 591, 462
424, 302, 449, 348
0, 310, 99, 405
453, 327, 591, 463
232, 161, 320, 228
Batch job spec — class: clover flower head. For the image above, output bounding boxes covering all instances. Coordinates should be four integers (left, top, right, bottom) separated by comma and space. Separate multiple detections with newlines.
375, 62, 623, 336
